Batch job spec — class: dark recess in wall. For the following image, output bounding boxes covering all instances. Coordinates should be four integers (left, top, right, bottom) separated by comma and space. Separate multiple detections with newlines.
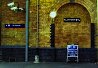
91, 23, 95, 48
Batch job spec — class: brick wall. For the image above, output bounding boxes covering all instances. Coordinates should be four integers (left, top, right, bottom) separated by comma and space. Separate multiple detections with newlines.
0, 0, 97, 48
1, 0, 26, 46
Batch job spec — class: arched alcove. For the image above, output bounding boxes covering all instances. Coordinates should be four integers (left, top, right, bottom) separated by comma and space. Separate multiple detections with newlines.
54, 3, 91, 48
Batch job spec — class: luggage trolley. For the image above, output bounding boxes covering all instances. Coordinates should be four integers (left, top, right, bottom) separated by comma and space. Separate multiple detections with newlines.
66, 44, 78, 62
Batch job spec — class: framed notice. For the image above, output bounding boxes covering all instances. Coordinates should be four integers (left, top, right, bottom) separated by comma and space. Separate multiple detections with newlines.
66, 44, 78, 62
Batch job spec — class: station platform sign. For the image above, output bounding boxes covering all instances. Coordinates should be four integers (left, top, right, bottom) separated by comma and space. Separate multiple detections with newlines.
66, 44, 78, 62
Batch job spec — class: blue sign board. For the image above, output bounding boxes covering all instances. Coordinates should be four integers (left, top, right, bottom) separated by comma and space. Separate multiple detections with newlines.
67, 45, 78, 57
5, 24, 25, 28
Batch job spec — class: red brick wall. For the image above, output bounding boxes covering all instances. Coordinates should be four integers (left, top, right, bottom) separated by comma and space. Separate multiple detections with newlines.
1, 0, 26, 46
0, 0, 97, 48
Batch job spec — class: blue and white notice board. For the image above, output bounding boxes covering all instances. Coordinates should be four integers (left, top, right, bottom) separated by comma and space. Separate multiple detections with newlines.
67, 44, 78, 62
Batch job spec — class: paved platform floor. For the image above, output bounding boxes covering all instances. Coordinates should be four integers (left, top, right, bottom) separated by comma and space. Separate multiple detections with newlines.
0, 62, 98, 68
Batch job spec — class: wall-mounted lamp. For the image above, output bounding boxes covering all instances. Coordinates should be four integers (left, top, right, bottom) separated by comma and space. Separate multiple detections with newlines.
50, 11, 57, 18
49, 11, 57, 47
50, 11, 57, 24
7, 2, 25, 12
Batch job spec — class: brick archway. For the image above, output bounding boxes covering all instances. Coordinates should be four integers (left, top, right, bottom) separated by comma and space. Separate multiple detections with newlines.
54, 3, 91, 48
